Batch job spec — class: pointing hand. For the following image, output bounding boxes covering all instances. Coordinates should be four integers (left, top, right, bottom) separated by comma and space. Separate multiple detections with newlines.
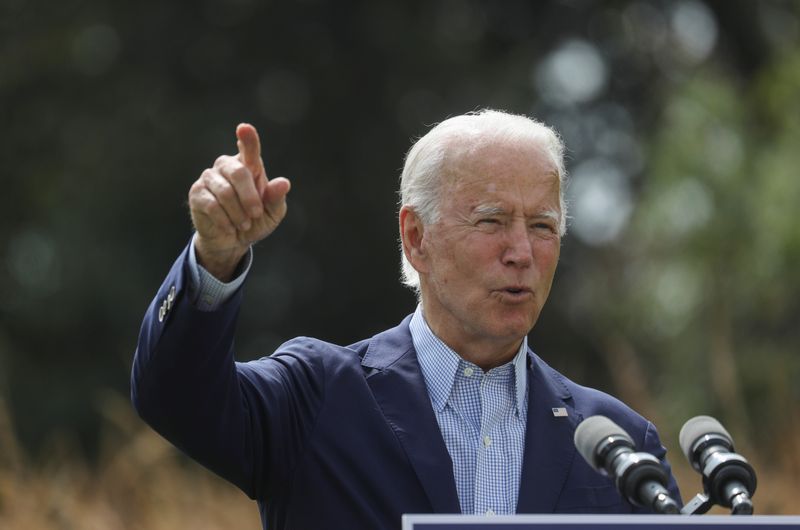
188, 123, 291, 281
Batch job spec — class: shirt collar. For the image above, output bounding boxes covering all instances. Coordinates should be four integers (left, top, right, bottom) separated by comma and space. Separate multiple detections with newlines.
410, 305, 529, 414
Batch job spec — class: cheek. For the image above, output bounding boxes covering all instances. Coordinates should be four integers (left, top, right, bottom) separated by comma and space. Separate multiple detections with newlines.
432, 247, 486, 291
535, 239, 560, 263
442, 233, 491, 262
532, 243, 560, 282
457, 240, 502, 273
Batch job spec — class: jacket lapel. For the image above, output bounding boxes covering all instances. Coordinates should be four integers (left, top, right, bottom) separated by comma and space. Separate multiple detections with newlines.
361, 317, 461, 513
516, 352, 582, 513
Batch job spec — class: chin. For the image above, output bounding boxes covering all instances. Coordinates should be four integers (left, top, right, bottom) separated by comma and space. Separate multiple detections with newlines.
494, 305, 538, 328
485, 318, 535, 342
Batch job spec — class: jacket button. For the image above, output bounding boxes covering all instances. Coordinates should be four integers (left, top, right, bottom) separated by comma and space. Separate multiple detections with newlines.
166, 286, 176, 310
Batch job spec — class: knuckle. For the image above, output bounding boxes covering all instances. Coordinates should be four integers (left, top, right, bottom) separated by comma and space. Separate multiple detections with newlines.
229, 165, 251, 184
190, 176, 208, 192
199, 168, 217, 185
202, 196, 225, 219
217, 184, 237, 202
214, 154, 233, 168
189, 183, 209, 209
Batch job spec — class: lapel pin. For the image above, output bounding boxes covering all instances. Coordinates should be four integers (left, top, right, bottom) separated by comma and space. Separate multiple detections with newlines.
552, 407, 568, 417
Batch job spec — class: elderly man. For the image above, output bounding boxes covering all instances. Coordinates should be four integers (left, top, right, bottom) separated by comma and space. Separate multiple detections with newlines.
132, 110, 681, 529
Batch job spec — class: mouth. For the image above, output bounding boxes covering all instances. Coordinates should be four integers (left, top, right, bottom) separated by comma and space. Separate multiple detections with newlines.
496, 286, 533, 300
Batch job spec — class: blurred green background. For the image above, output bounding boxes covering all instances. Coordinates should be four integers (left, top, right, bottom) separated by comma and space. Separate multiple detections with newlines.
2, 0, 799, 522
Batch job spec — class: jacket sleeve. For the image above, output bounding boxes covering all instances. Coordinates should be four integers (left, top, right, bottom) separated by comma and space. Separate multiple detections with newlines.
130, 242, 325, 499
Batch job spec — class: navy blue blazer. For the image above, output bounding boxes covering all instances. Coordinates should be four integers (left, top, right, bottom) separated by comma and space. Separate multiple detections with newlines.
132, 244, 681, 529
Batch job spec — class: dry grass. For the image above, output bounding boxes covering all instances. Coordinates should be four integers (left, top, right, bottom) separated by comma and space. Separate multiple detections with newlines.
1, 394, 797, 528
0, 394, 260, 529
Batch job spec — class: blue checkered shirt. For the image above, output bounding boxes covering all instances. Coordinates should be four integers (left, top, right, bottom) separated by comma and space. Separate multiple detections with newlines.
410, 306, 528, 515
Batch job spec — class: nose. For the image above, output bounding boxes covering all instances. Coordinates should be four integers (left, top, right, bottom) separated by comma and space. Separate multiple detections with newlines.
501, 220, 533, 268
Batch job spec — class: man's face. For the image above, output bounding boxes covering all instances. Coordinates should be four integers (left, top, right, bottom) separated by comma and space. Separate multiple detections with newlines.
413, 138, 562, 363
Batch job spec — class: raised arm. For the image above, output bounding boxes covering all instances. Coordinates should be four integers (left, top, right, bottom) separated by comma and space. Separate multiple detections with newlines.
132, 125, 322, 499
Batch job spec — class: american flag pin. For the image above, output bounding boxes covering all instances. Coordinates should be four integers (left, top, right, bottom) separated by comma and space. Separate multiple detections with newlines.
552, 407, 568, 417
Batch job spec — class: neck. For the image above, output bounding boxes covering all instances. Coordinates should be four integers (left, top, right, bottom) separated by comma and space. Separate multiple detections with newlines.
458, 344, 522, 371
420, 310, 523, 371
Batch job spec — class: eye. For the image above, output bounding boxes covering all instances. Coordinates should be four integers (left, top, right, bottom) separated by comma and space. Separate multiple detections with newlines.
531, 221, 557, 233
475, 217, 503, 232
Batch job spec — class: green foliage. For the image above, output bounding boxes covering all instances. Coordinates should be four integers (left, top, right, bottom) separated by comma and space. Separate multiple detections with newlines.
1, 1, 799, 500
592, 50, 800, 448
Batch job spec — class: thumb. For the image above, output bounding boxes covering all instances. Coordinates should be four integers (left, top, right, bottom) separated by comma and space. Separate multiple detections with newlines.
262, 177, 291, 207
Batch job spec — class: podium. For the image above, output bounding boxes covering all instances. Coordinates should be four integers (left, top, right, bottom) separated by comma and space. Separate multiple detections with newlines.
402, 514, 800, 529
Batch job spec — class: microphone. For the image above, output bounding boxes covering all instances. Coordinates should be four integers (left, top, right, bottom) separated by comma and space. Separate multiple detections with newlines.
574, 415, 680, 514
679, 415, 757, 515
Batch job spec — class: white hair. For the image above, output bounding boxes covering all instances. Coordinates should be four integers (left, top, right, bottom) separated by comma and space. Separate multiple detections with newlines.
398, 109, 568, 292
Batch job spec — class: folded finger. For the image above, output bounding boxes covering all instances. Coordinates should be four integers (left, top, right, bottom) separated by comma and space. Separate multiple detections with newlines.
190, 184, 236, 235
216, 158, 264, 218
201, 169, 252, 231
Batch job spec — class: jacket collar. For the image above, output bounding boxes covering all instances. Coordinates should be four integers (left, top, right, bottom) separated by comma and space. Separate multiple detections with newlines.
515, 351, 582, 513
362, 316, 461, 513
362, 316, 581, 514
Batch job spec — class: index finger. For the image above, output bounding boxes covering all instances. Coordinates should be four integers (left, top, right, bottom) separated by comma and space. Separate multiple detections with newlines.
236, 123, 262, 174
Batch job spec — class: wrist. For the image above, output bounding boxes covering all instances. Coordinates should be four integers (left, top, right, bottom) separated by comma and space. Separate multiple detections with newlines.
194, 239, 248, 282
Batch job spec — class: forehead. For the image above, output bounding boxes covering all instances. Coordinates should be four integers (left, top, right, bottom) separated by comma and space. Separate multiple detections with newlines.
441, 138, 560, 201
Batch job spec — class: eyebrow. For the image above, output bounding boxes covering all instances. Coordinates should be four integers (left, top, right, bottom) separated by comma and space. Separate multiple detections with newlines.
472, 204, 561, 222
537, 209, 561, 222
472, 204, 506, 217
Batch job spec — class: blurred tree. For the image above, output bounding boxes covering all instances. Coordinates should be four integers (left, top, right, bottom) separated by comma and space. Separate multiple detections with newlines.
0, 1, 798, 495
553, 23, 800, 474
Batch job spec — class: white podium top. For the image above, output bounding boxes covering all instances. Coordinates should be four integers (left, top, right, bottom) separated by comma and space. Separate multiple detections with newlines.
402, 514, 800, 529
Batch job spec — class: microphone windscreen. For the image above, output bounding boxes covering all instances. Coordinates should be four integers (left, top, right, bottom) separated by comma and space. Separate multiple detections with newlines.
679, 415, 734, 461
574, 415, 634, 471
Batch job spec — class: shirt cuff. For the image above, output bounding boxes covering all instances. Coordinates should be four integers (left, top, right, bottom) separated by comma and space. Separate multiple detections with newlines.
188, 233, 253, 312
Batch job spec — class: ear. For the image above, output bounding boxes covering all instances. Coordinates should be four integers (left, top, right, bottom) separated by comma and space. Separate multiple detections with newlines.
399, 206, 430, 274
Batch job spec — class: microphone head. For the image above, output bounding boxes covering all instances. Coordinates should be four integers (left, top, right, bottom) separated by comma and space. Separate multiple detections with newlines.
574, 415, 634, 471
679, 415, 734, 462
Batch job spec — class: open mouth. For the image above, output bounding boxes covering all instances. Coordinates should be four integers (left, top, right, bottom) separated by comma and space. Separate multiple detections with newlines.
499, 287, 532, 298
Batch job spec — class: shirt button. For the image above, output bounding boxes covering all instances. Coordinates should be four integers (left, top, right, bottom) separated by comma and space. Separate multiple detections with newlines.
463, 367, 474, 377
483, 435, 492, 448
485, 509, 495, 516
